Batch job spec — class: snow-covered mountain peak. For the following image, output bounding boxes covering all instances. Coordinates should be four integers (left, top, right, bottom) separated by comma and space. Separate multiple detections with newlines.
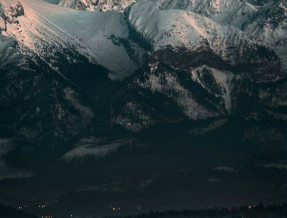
1, 0, 286, 73
128, 0, 256, 66
151, 0, 259, 29
0, 0, 145, 79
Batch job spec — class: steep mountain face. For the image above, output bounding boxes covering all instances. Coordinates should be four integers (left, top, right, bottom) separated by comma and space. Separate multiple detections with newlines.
152, 0, 258, 29
244, 0, 287, 68
0, 37, 97, 153
56, 0, 287, 69
1, 0, 145, 79
0, 0, 286, 156
105, 0, 285, 132
0, 1, 102, 152
127, 0, 280, 76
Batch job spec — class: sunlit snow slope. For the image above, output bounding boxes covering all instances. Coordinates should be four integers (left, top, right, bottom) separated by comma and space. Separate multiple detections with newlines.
0, 0, 145, 79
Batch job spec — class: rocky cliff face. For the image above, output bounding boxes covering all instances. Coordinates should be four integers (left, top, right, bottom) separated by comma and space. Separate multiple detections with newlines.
0, 1, 24, 22
58, 0, 136, 11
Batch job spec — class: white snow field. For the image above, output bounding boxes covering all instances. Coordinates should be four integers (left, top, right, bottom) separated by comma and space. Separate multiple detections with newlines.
0, 0, 145, 79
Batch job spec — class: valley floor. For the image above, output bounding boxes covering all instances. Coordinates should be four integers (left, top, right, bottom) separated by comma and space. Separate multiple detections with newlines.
0, 121, 286, 217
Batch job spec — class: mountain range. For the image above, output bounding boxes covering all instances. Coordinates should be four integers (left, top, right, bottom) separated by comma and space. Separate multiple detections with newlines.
0, 0, 287, 216
1, 0, 286, 153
